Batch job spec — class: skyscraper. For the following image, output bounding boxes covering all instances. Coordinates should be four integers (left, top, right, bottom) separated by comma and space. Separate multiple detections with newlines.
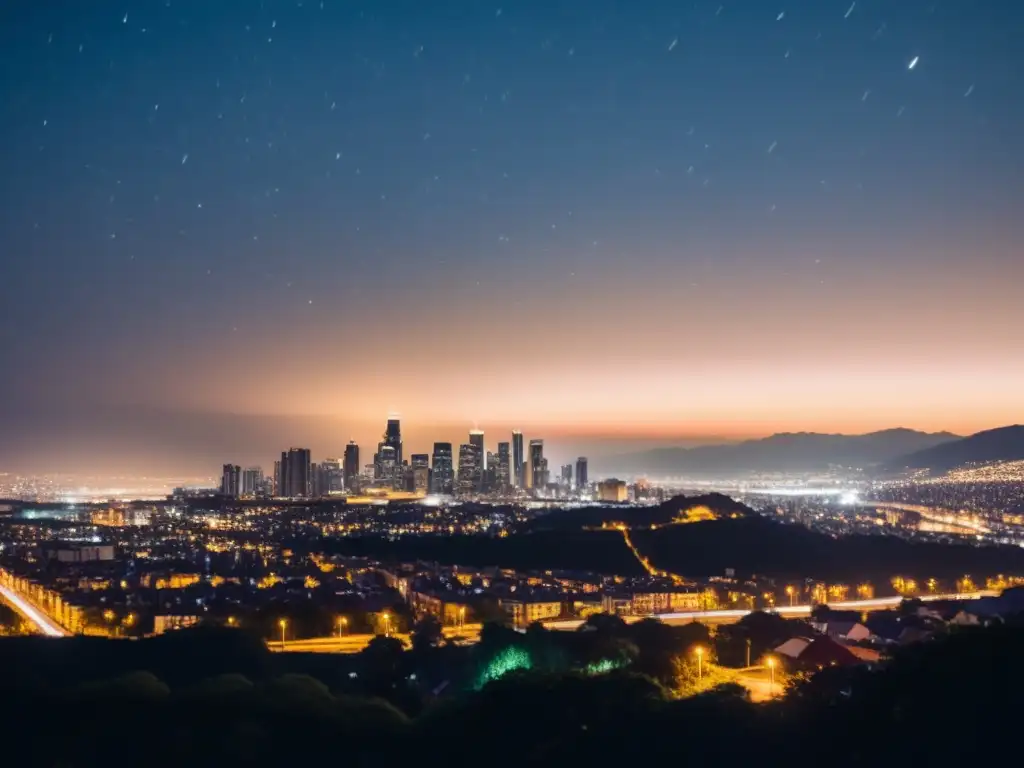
241, 466, 263, 496
560, 464, 573, 487
385, 417, 403, 466
343, 441, 360, 491
319, 458, 344, 495
575, 457, 589, 490
411, 453, 430, 493
469, 429, 485, 490
512, 430, 525, 488
273, 460, 281, 495
279, 448, 312, 498
220, 464, 241, 497
497, 441, 511, 490
457, 443, 478, 496
431, 442, 454, 494
529, 439, 548, 492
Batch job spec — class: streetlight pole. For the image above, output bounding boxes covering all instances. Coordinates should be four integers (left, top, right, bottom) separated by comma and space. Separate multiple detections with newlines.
382, 612, 391, 637
279, 618, 287, 648
746, 638, 751, 669
695, 646, 704, 680
767, 656, 776, 693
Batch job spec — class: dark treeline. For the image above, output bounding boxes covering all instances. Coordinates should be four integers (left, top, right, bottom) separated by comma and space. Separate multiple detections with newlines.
1, 622, 1022, 767
315, 528, 647, 576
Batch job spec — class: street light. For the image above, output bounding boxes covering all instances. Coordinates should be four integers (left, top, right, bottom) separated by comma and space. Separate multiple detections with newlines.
694, 646, 704, 680
382, 612, 391, 637
337, 616, 348, 636
278, 618, 287, 647
227, 616, 237, 627
766, 655, 777, 692
786, 585, 795, 606
458, 606, 466, 629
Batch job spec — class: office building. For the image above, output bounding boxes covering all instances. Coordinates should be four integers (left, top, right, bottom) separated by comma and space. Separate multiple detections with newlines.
529, 439, 549, 491
317, 458, 344, 495
385, 417, 403, 466
343, 441, 360, 491
496, 442, 511, 490
469, 429, 485, 490
279, 448, 312, 498
560, 464, 573, 487
241, 467, 263, 496
411, 454, 430, 493
598, 479, 628, 503
457, 443, 478, 496
575, 457, 589, 490
220, 464, 241, 497
272, 460, 281, 496
512, 430, 525, 488
431, 442, 454, 494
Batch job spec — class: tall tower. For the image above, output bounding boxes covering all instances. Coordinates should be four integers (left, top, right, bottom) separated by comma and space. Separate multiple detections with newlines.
469, 429, 485, 490
385, 418, 403, 466
512, 430, 525, 489
220, 464, 241, 497
575, 457, 589, 490
457, 443, 478, 496
497, 442, 511, 490
431, 442, 454, 494
280, 448, 311, 498
344, 441, 360, 491
529, 439, 547, 492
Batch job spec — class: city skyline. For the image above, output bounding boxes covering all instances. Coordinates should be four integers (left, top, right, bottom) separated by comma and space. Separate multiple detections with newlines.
2, 2, 1023, 475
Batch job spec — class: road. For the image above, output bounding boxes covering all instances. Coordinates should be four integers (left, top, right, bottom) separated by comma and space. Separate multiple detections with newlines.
735, 666, 783, 702
0, 584, 68, 637
267, 624, 483, 653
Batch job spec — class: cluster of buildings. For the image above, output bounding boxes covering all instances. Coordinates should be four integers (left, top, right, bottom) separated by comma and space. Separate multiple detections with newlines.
220, 417, 596, 501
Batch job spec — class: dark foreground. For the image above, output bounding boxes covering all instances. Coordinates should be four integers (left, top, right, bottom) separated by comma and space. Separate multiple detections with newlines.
1, 621, 1018, 768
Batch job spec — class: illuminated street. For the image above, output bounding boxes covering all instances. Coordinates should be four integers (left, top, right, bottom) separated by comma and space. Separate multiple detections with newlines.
0, 584, 67, 637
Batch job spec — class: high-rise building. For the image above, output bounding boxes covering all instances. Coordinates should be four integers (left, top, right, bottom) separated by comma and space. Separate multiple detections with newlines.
376, 445, 398, 488
431, 442, 454, 494
318, 458, 344, 495
410, 454, 430, 493
497, 442, 511, 490
241, 467, 263, 496
279, 448, 312, 498
529, 439, 548, 491
220, 464, 241, 497
273, 460, 281, 495
512, 430, 525, 488
385, 417, 403, 466
469, 429, 485, 490
575, 457, 589, 490
560, 464, 573, 487
343, 441, 360, 491
457, 443, 478, 496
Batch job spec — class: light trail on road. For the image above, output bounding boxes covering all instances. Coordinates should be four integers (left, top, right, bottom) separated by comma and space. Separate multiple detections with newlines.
0, 585, 68, 637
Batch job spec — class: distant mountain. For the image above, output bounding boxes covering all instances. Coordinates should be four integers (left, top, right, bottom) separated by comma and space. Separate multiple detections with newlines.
889, 425, 1024, 475
600, 429, 960, 478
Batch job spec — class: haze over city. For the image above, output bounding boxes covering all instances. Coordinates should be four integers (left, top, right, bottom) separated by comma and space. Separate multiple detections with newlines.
2, 1, 1022, 475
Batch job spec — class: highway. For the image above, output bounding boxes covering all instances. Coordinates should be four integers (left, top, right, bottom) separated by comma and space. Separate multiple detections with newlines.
267, 624, 483, 653
0, 584, 68, 637
542, 592, 993, 630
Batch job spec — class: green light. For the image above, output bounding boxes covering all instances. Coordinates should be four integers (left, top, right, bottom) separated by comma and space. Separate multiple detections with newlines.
476, 646, 532, 688
584, 658, 624, 675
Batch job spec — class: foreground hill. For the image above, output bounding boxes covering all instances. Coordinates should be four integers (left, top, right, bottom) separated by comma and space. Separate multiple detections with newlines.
888, 425, 1024, 475
630, 515, 1024, 582
602, 428, 959, 477
311, 500, 1024, 583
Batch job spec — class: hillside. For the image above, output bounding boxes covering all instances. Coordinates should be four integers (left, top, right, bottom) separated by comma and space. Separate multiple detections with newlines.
890, 425, 1024, 475
601, 429, 959, 478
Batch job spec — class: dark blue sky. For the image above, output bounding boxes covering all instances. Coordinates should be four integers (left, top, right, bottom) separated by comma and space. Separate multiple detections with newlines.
1, 1, 1022, 476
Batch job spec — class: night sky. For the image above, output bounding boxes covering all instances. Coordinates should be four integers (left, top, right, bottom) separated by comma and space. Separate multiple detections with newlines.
1, 1, 1022, 476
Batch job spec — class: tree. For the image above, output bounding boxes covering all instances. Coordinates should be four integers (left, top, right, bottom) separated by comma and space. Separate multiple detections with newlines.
410, 615, 443, 654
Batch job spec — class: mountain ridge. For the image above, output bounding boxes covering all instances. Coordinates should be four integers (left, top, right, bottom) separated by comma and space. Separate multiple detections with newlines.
889, 425, 1024, 474
597, 428, 961, 478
